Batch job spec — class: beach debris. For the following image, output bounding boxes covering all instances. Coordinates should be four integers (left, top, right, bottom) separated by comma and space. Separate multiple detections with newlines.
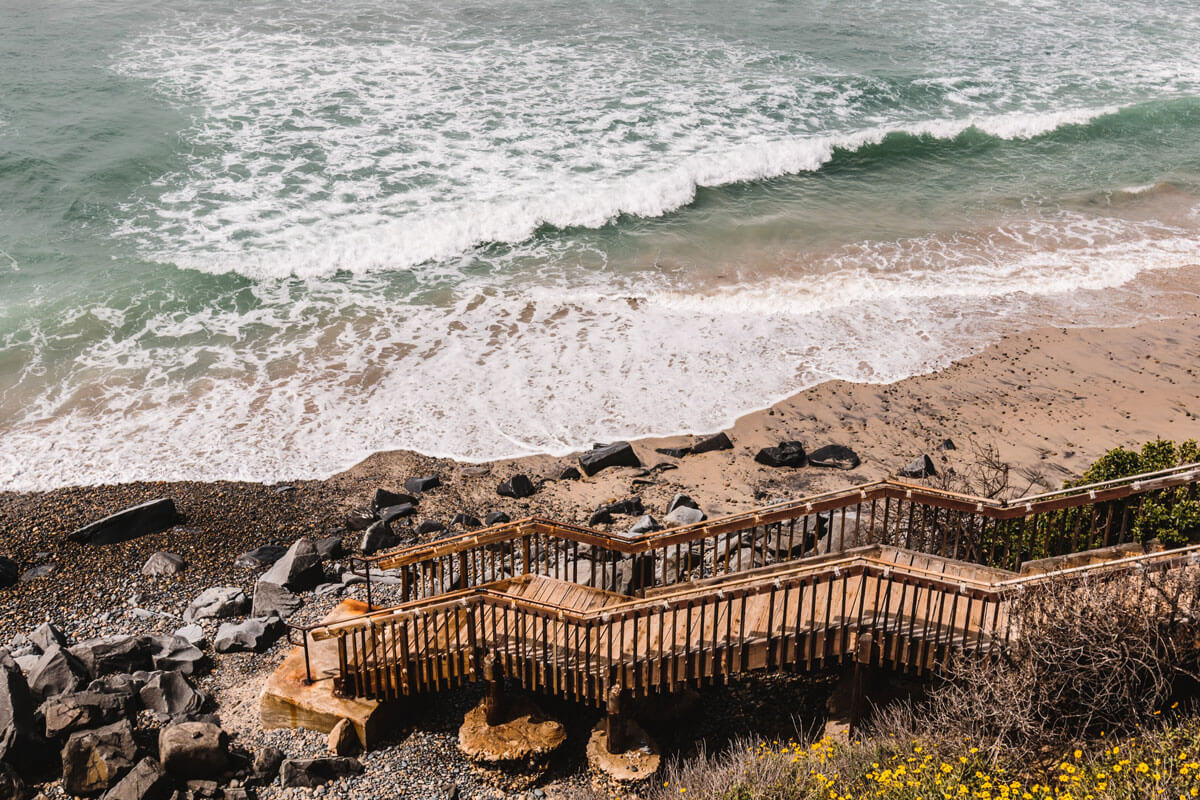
213, 616, 283, 654
0, 557, 17, 589
754, 441, 807, 468
558, 466, 582, 481
69, 635, 153, 678
344, 508, 377, 531
898, 454, 938, 479
30, 622, 69, 653
101, 756, 171, 800
578, 442, 641, 476
451, 513, 482, 529
664, 506, 706, 527
379, 503, 416, 524
62, 718, 137, 795
691, 432, 733, 454
260, 538, 323, 591
484, 511, 512, 526
141, 551, 186, 577
808, 444, 862, 470
627, 515, 661, 535
372, 488, 416, 510
183, 587, 249, 623
316, 534, 345, 560
158, 720, 229, 778
280, 756, 364, 788
496, 474, 536, 499
405, 475, 442, 494
233, 544, 287, 570
251, 580, 302, 620
67, 498, 183, 546
360, 522, 400, 556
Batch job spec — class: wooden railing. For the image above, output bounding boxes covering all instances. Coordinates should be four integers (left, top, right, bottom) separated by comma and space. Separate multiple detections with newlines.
356, 463, 1200, 602
315, 543, 1200, 707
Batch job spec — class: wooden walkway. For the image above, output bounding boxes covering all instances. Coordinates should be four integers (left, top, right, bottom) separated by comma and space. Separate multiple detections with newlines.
301, 464, 1200, 708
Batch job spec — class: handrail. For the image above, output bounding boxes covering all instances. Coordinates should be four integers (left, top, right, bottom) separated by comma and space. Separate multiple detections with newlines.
309, 542, 1200, 642
368, 463, 1200, 572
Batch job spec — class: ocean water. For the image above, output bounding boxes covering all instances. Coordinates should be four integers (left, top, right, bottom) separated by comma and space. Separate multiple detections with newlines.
2, 0, 1200, 490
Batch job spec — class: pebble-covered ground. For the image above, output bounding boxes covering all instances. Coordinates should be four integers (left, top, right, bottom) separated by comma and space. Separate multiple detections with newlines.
0, 459, 849, 800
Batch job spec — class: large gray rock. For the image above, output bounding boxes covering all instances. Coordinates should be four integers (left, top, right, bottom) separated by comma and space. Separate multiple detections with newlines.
372, 488, 416, 511
315, 534, 345, 560
578, 442, 640, 476
173, 625, 206, 650
139, 671, 204, 720
41, 690, 134, 738
360, 521, 399, 556
233, 545, 287, 570
404, 475, 441, 494
67, 499, 182, 545
27, 645, 88, 701
663, 506, 706, 527
70, 636, 153, 678
30, 622, 68, 653
258, 539, 322, 590
627, 515, 661, 535
807, 444, 861, 470
158, 721, 229, 778
140, 552, 186, 577
213, 617, 284, 654
100, 756, 171, 800
279, 757, 364, 788
251, 580, 302, 620
378, 503, 415, 524
183, 587, 248, 623
496, 475, 535, 499
149, 635, 204, 676
0, 658, 40, 764
691, 431, 733, 454
62, 719, 137, 795
898, 454, 937, 478
754, 441, 806, 468
666, 494, 700, 515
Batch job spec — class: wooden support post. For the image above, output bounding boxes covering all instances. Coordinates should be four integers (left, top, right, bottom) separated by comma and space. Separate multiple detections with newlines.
483, 652, 505, 726
849, 632, 873, 731
605, 685, 628, 755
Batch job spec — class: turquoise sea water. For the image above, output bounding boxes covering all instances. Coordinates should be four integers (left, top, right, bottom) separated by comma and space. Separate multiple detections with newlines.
2, 0, 1200, 489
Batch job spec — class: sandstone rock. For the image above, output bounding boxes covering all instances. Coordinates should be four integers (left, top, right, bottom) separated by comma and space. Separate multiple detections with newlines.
808, 444, 861, 470
68, 499, 182, 546
140, 552, 186, 577
279, 757, 363, 788
172, 625, 206, 649
62, 719, 137, 795
99, 756, 171, 800
691, 431, 733, 454
259, 538, 322, 590
664, 506, 706, 527
158, 721, 229, 779
578, 442, 640, 476
404, 475, 441, 494
183, 588, 248, 623
496, 475, 535, 499
755, 441, 807, 468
